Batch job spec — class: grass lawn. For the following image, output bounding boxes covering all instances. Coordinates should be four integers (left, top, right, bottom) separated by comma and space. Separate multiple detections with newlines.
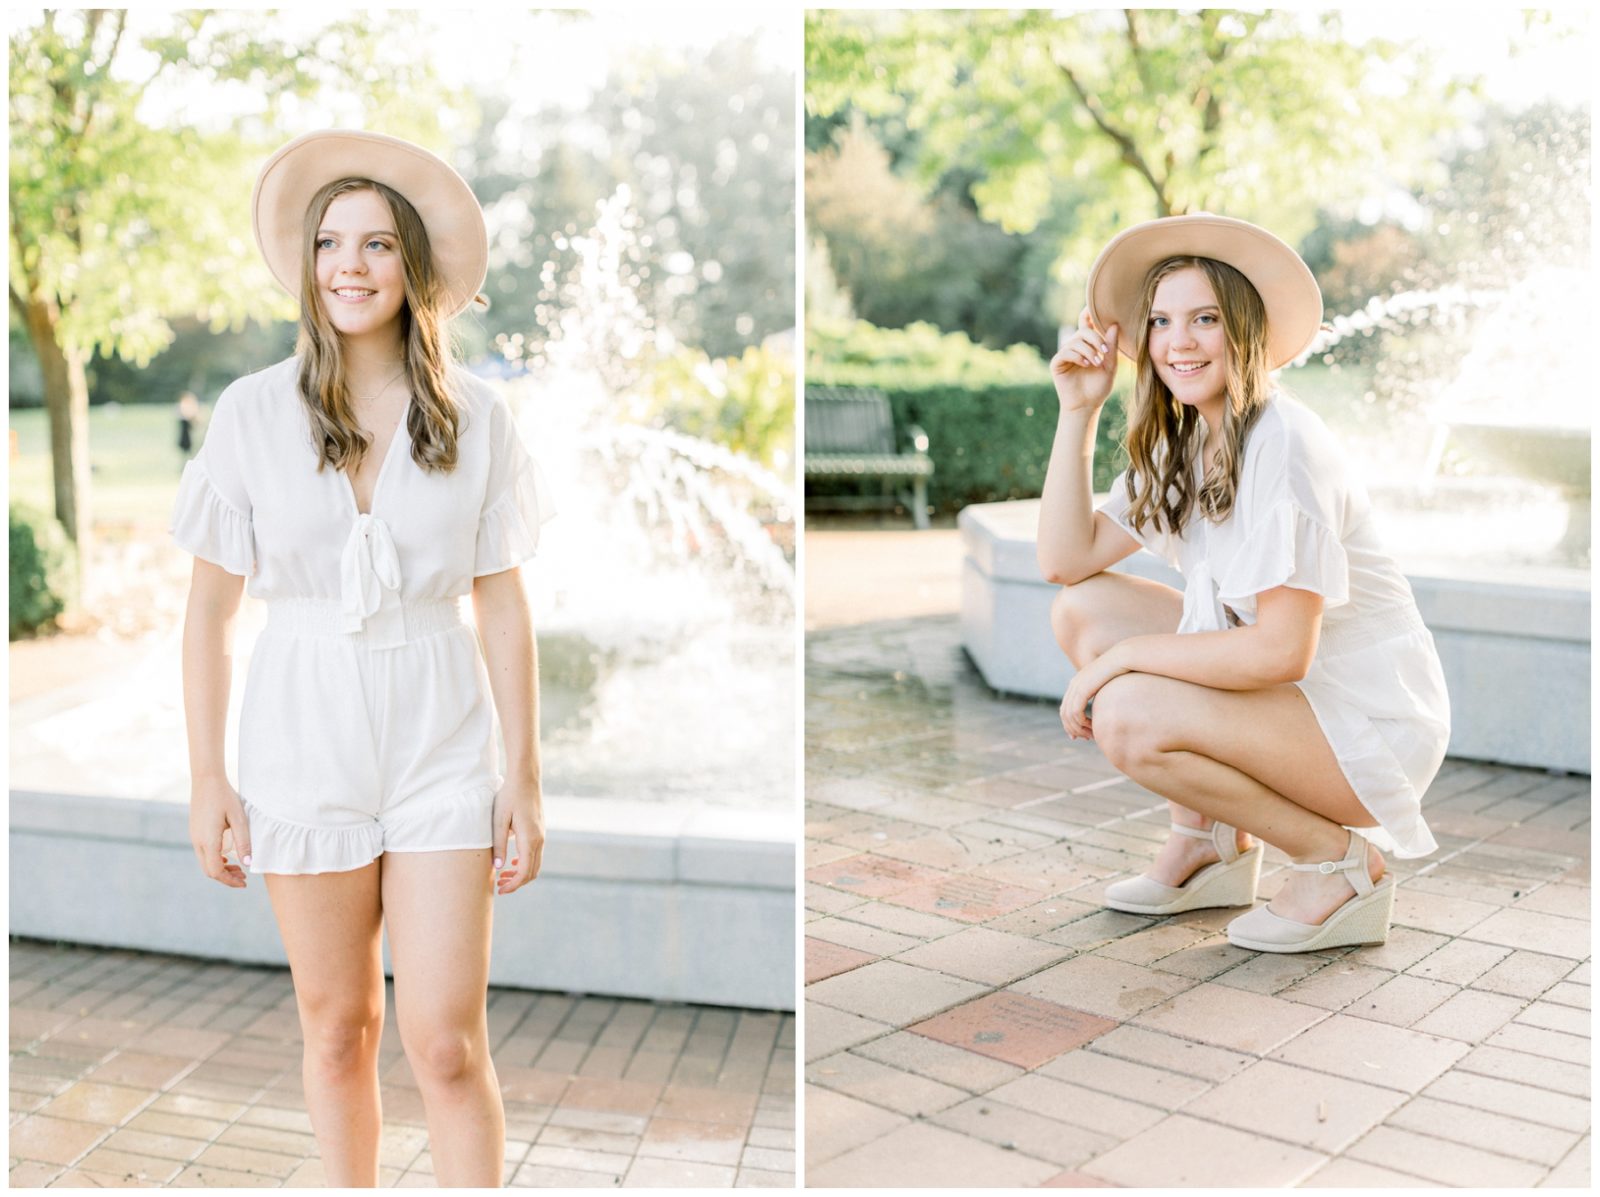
9, 405, 194, 530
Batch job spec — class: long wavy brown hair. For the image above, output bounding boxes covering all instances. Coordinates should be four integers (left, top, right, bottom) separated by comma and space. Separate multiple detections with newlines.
1119, 255, 1273, 537
296, 178, 460, 474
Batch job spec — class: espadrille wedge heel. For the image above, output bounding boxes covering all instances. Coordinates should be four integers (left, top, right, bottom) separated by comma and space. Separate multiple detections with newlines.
1225, 829, 1393, 953
1103, 821, 1262, 916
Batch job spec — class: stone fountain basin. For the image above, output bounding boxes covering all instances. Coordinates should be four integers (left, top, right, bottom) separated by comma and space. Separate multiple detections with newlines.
960, 498, 1590, 774
10, 791, 794, 1011
7, 604, 795, 1012
536, 626, 615, 734
1443, 421, 1590, 494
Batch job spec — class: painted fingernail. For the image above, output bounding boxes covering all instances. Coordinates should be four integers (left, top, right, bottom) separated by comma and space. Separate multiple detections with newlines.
494, 858, 503, 870
242, 854, 252, 866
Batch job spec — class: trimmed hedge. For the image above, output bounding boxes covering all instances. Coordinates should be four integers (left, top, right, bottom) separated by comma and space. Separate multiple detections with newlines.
807, 319, 1047, 388
10, 503, 76, 640
804, 384, 1128, 513
807, 322, 1130, 512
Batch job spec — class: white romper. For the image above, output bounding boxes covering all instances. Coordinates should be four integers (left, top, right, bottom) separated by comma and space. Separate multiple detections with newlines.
169, 356, 554, 874
1097, 394, 1451, 859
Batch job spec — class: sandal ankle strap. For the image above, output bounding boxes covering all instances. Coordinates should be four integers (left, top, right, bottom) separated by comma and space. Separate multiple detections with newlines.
1170, 820, 1241, 864
1288, 831, 1375, 895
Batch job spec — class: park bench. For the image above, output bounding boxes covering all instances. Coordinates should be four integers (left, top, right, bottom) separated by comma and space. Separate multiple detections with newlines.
804, 385, 934, 529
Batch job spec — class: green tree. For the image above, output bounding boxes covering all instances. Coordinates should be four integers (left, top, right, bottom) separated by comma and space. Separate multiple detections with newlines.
1412, 99, 1590, 291
9, 9, 449, 561
465, 33, 794, 365
806, 121, 1060, 351
806, 9, 1470, 295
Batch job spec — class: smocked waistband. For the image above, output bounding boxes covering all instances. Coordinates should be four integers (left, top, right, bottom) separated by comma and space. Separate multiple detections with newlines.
265, 597, 463, 644
1318, 604, 1430, 655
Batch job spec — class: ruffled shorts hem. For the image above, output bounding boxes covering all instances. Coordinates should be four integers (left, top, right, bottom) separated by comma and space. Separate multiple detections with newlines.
242, 783, 498, 875
1293, 682, 1445, 860
381, 783, 498, 852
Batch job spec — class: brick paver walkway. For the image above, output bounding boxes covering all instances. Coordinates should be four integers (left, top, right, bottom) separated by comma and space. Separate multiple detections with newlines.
9, 942, 794, 1187
804, 613, 1590, 1188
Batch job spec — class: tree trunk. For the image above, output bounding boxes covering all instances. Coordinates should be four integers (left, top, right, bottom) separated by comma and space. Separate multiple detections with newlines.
22, 292, 92, 568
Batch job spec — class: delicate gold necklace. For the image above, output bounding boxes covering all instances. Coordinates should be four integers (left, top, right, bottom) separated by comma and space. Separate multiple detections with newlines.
353, 365, 407, 404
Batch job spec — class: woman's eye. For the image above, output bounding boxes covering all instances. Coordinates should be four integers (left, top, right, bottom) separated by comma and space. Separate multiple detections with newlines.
1150, 316, 1167, 327
1197, 314, 1216, 324
315, 237, 335, 251
366, 239, 390, 251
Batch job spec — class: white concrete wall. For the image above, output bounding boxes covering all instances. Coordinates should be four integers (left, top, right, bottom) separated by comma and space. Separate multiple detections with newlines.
9, 792, 795, 1012
960, 499, 1590, 774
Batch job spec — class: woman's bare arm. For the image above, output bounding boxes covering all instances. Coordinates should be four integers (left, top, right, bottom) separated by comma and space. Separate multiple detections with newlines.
181, 559, 251, 886
1112, 586, 1324, 689
1059, 586, 1324, 739
1036, 407, 1140, 585
1036, 312, 1138, 584
471, 565, 546, 892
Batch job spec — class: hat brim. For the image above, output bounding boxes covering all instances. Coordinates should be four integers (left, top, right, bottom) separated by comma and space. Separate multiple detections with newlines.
1086, 214, 1322, 370
252, 130, 488, 320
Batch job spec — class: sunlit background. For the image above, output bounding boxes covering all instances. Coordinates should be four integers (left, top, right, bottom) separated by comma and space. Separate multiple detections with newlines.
804, 7, 1591, 577
10, 7, 798, 814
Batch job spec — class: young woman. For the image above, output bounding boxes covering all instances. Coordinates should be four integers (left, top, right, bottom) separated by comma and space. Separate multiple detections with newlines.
172, 130, 552, 1186
1037, 213, 1450, 954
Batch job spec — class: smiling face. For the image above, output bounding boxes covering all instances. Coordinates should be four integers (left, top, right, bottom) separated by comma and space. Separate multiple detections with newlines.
1147, 266, 1230, 417
312, 187, 407, 346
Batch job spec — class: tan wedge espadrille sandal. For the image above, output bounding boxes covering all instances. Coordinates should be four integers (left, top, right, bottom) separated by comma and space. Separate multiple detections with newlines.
1225, 829, 1393, 953
1102, 821, 1263, 916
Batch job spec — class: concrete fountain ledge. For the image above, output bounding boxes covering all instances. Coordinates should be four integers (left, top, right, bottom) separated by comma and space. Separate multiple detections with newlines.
960, 498, 1590, 774
8, 793, 794, 1012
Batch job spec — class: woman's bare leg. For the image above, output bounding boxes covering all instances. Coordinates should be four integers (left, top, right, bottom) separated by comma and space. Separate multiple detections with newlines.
381, 848, 503, 1188
264, 863, 385, 1187
1050, 573, 1253, 882
1049, 570, 1183, 666
1091, 673, 1386, 923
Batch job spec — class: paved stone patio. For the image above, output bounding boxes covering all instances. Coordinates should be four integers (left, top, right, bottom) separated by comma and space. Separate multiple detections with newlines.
804, 610, 1590, 1188
9, 942, 794, 1188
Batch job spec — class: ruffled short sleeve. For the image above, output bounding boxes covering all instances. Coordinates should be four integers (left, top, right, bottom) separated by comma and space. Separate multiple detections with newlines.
474, 395, 556, 576
1214, 406, 1355, 615
1097, 469, 1182, 569
1215, 502, 1350, 613
168, 388, 255, 576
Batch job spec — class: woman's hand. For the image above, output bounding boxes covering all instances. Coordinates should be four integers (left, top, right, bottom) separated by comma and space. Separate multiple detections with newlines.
1050, 307, 1120, 413
189, 775, 252, 888
492, 776, 546, 895
1060, 647, 1130, 741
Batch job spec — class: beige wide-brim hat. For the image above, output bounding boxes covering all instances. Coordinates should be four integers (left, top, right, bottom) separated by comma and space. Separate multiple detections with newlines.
252, 129, 489, 319
1086, 213, 1322, 369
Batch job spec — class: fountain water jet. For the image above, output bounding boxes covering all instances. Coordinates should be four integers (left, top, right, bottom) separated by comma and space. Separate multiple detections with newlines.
489, 186, 796, 810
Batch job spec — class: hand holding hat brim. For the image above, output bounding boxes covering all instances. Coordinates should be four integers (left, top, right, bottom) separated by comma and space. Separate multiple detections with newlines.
1085, 213, 1322, 370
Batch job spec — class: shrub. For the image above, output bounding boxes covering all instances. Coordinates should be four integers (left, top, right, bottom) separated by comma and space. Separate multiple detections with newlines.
807, 319, 1047, 387
807, 319, 1129, 510
9, 503, 77, 639
635, 343, 796, 475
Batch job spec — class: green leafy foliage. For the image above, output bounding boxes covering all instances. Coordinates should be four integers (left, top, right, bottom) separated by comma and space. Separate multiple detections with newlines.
464, 34, 794, 363
806, 123, 1061, 352
9, 503, 77, 639
9, 10, 453, 366
806, 9, 1466, 306
807, 319, 1048, 388
808, 318, 1127, 508
633, 343, 796, 475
